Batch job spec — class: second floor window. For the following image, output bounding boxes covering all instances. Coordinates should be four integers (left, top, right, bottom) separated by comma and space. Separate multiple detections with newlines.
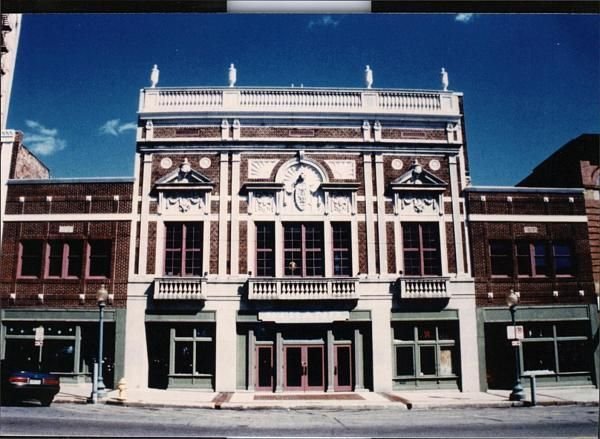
284, 223, 323, 276
164, 223, 202, 276
553, 242, 575, 276
47, 240, 83, 278
403, 223, 441, 276
88, 240, 112, 278
19, 240, 44, 278
516, 241, 547, 277
256, 222, 275, 277
332, 222, 352, 276
490, 240, 512, 276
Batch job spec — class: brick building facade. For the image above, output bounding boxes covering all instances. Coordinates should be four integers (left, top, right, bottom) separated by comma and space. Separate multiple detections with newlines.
0, 76, 597, 394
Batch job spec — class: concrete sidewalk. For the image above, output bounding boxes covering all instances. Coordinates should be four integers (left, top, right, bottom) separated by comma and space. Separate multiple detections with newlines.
54, 383, 599, 411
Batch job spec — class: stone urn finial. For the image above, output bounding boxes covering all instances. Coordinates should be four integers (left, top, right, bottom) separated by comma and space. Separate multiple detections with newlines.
228, 63, 237, 87
441, 67, 449, 91
150, 64, 159, 88
365, 65, 373, 89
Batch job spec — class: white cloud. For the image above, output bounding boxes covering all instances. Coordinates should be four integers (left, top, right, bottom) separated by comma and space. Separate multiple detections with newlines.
99, 119, 137, 136
455, 13, 474, 23
308, 15, 340, 29
24, 120, 67, 156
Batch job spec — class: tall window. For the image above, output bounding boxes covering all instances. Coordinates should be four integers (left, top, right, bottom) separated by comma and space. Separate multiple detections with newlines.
164, 223, 203, 276
553, 242, 574, 276
489, 240, 512, 276
256, 222, 275, 277
19, 240, 44, 278
516, 241, 547, 277
46, 240, 83, 278
284, 223, 323, 276
88, 240, 112, 278
403, 223, 441, 276
332, 222, 352, 276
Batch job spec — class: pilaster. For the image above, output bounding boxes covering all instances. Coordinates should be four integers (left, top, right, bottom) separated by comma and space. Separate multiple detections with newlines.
363, 154, 376, 275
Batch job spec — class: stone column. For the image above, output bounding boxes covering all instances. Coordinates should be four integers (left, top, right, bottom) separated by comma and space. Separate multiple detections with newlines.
214, 303, 237, 391
326, 329, 335, 392
449, 155, 465, 275
275, 331, 283, 392
370, 301, 393, 392
230, 153, 241, 275
218, 153, 229, 275
374, 154, 388, 274
363, 154, 376, 275
353, 328, 365, 391
123, 283, 149, 390
247, 329, 255, 390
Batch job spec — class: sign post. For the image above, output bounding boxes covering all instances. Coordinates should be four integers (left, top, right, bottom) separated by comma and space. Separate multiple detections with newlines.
34, 326, 44, 369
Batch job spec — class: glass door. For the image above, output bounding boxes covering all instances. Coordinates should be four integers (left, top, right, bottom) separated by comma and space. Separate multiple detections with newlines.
284, 345, 324, 391
334, 344, 353, 391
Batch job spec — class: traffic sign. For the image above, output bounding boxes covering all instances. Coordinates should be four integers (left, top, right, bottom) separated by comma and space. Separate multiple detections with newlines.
506, 325, 524, 340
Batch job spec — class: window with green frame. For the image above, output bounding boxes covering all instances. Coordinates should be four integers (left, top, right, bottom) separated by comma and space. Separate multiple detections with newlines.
392, 322, 459, 379
170, 325, 215, 376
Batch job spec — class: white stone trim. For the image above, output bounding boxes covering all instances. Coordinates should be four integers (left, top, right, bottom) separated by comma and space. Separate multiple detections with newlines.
468, 214, 588, 223
363, 154, 376, 275
138, 154, 153, 274
230, 153, 241, 275
374, 154, 388, 274
449, 155, 465, 274
218, 153, 229, 275
2, 213, 134, 221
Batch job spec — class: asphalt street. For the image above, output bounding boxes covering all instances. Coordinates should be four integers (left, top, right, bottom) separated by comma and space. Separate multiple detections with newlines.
0, 403, 598, 438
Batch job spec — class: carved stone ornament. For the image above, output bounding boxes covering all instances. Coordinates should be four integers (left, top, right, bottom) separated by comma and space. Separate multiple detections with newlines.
330, 195, 352, 215
164, 192, 205, 213
254, 194, 275, 214
281, 163, 324, 214
401, 195, 438, 214
391, 159, 403, 170
248, 159, 280, 179
429, 159, 441, 171
160, 157, 173, 169
325, 160, 356, 180
199, 157, 212, 169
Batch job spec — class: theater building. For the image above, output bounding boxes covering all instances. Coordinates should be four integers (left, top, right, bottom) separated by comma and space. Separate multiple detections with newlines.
122, 73, 481, 393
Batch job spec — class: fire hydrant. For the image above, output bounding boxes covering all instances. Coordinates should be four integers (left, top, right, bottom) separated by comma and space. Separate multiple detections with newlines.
117, 378, 127, 401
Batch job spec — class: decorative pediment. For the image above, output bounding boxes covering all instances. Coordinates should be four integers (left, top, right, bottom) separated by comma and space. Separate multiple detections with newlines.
154, 158, 213, 216
390, 159, 446, 191
154, 158, 214, 191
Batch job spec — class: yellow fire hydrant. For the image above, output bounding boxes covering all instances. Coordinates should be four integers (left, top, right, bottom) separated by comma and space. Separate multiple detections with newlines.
117, 378, 127, 401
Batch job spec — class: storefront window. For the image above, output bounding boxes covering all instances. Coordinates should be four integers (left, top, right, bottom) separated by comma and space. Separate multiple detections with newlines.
523, 342, 556, 372
393, 322, 459, 381
171, 324, 215, 377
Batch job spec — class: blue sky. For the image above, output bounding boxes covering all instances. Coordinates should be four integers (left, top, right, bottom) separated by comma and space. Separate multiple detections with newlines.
7, 13, 599, 185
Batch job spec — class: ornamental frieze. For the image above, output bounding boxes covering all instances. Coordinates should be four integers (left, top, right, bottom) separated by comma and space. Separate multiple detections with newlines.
381, 129, 446, 140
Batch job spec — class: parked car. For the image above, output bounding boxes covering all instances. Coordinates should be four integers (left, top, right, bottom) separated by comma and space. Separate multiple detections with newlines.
0, 361, 60, 406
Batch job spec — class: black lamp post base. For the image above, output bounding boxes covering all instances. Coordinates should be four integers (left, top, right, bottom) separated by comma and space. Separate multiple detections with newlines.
509, 382, 526, 401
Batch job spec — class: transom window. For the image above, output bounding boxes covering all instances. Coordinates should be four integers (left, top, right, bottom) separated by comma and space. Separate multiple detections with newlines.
164, 223, 203, 276
402, 223, 441, 276
284, 223, 323, 277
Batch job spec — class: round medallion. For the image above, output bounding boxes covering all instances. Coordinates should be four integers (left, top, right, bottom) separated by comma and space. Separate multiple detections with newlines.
199, 157, 212, 169
160, 157, 173, 169
391, 159, 404, 170
429, 159, 441, 171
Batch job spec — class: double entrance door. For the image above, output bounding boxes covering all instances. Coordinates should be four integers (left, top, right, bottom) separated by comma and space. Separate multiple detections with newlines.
256, 343, 352, 391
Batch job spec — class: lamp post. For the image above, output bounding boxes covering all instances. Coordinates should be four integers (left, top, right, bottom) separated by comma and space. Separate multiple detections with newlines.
96, 284, 108, 397
506, 290, 525, 401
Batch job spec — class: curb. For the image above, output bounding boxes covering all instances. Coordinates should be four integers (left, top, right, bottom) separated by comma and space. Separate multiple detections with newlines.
52, 396, 598, 411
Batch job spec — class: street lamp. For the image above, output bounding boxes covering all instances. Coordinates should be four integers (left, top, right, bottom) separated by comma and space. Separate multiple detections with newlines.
506, 290, 525, 401
96, 284, 108, 397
